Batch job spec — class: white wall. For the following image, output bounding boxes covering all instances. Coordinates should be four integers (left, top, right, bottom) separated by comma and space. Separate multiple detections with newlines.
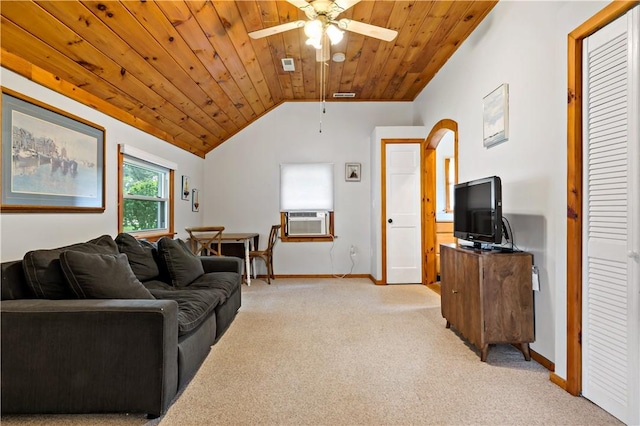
0, 68, 205, 261
412, 0, 608, 378
203, 101, 413, 277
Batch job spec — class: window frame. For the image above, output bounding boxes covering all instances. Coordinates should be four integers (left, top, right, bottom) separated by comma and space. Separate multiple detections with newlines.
444, 157, 455, 213
117, 147, 175, 241
279, 163, 335, 242
280, 211, 335, 242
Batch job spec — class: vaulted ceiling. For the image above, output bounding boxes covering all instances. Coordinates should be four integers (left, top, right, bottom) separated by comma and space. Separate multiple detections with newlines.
0, 1, 497, 157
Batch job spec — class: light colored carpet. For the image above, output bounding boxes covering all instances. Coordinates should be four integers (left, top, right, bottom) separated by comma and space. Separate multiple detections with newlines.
1, 278, 622, 426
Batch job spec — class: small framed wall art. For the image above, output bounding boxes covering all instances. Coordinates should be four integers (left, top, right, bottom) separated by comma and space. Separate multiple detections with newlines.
345, 163, 361, 182
483, 83, 509, 147
192, 189, 200, 212
181, 175, 190, 200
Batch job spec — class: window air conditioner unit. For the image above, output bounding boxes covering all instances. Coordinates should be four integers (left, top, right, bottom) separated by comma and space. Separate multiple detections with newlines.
287, 211, 329, 236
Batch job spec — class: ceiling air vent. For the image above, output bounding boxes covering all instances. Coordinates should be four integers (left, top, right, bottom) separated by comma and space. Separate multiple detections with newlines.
281, 58, 295, 72
333, 93, 356, 98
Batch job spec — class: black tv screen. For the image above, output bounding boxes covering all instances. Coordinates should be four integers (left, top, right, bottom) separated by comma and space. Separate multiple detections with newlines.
453, 176, 502, 247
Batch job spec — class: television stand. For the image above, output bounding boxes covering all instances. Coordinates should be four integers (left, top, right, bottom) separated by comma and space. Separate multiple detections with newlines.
440, 244, 534, 361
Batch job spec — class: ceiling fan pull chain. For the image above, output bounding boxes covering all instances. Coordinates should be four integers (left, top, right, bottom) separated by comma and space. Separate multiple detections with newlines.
319, 49, 326, 133
319, 100, 324, 133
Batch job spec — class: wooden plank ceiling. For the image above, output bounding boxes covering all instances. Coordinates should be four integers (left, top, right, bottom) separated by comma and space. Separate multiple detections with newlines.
0, 1, 497, 157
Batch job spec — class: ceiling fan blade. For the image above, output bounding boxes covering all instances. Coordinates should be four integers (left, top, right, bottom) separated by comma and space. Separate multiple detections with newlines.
337, 19, 398, 42
286, 0, 317, 19
248, 20, 305, 39
328, 0, 360, 19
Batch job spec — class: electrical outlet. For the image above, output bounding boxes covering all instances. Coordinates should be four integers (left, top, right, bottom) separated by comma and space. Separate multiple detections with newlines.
350, 245, 357, 256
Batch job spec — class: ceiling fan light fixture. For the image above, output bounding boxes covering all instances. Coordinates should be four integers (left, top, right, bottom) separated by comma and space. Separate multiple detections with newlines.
304, 19, 323, 39
326, 24, 344, 45
306, 37, 322, 50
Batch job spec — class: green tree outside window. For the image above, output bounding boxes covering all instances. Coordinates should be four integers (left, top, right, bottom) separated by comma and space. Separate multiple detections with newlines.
123, 162, 167, 232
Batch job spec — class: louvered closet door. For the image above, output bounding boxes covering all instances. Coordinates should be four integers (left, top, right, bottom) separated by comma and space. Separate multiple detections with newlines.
582, 7, 639, 425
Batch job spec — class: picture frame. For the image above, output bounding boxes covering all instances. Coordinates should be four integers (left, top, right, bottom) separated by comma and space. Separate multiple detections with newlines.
181, 175, 190, 200
192, 188, 200, 212
345, 163, 361, 182
1, 88, 105, 212
483, 83, 509, 147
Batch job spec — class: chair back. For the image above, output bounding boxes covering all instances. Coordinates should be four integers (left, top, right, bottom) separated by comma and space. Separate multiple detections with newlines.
185, 226, 225, 256
265, 225, 281, 254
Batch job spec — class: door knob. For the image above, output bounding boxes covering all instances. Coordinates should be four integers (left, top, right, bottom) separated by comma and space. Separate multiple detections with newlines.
628, 251, 640, 261
388, 218, 393, 223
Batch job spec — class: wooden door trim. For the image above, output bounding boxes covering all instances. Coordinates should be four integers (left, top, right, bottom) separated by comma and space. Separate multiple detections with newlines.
381, 139, 424, 285
566, 0, 639, 396
424, 119, 459, 285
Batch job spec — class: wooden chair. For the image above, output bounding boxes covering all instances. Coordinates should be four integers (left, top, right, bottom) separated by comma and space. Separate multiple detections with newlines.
249, 225, 281, 284
185, 226, 225, 256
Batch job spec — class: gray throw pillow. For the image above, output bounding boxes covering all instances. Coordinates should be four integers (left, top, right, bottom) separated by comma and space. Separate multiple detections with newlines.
115, 233, 160, 281
23, 235, 119, 299
60, 251, 154, 299
156, 237, 205, 287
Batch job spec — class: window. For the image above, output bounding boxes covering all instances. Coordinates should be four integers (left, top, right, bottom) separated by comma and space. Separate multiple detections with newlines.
444, 157, 455, 213
118, 144, 175, 240
280, 163, 334, 242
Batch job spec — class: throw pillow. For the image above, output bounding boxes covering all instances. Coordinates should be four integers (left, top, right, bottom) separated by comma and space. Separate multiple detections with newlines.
156, 237, 205, 287
60, 251, 154, 299
23, 235, 119, 299
115, 233, 160, 281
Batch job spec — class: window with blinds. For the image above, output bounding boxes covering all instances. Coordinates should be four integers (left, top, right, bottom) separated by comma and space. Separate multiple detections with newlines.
280, 163, 334, 239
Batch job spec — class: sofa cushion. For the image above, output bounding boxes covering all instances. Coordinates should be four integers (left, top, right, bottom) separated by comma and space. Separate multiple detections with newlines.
150, 288, 224, 336
115, 233, 160, 281
60, 251, 155, 300
156, 237, 204, 287
141, 279, 174, 291
23, 235, 119, 299
189, 272, 239, 301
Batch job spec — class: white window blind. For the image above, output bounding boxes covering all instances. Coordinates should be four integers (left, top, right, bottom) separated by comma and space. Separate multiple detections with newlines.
119, 144, 177, 170
280, 163, 334, 211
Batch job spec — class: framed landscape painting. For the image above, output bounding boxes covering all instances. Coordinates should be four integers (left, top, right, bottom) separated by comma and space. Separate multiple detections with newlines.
483, 83, 509, 147
1, 88, 105, 212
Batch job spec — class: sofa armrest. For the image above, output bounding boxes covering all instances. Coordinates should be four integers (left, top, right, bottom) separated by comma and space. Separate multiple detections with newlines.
1, 299, 179, 417
199, 256, 243, 274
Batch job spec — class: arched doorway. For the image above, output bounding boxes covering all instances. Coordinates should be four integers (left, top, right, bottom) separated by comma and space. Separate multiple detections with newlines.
423, 119, 458, 285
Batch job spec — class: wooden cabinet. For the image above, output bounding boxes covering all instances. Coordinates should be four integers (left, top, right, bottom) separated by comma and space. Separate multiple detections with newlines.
440, 244, 534, 362
435, 221, 455, 276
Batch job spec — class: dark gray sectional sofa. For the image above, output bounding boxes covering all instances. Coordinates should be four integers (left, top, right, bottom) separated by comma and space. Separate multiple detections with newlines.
0, 233, 242, 418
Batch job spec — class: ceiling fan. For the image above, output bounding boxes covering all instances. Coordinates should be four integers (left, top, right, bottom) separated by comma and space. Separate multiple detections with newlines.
248, 0, 398, 62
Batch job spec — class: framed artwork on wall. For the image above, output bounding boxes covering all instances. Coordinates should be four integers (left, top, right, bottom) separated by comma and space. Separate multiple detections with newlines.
192, 189, 199, 212
345, 163, 361, 182
483, 83, 509, 147
181, 175, 190, 200
1, 88, 105, 212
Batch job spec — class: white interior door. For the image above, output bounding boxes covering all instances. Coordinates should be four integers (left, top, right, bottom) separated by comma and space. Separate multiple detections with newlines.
385, 143, 422, 284
582, 7, 640, 425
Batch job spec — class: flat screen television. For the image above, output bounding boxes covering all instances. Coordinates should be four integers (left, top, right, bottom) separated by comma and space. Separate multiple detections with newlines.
453, 176, 502, 249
